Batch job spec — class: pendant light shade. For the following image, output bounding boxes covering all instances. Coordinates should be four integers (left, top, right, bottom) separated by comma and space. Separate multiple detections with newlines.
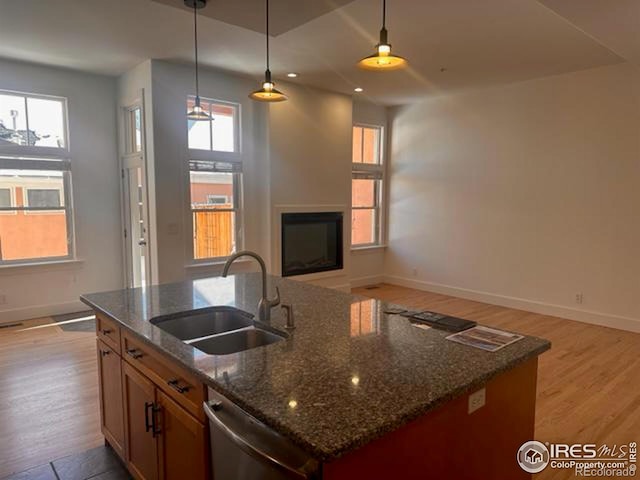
186, 0, 210, 120
357, 0, 408, 71
250, 0, 287, 102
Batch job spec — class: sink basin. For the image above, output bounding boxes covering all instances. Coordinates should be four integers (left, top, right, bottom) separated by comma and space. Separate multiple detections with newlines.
150, 307, 254, 341
190, 327, 286, 355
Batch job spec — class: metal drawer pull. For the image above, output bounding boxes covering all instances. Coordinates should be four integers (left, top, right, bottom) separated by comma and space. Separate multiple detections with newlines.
151, 404, 161, 437
100, 329, 112, 335
100, 350, 111, 357
145, 401, 153, 433
167, 379, 190, 394
126, 348, 143, 360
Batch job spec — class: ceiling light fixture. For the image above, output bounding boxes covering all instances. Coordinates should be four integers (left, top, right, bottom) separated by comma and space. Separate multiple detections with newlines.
286, 72, 299, 78
186, 0, 210, 120
354, 87, 364, 92
250, 0, 287, 102
357, 0, 408, 71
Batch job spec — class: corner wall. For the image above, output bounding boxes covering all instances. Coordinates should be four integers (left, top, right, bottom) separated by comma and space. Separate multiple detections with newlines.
385, 63, 640, 332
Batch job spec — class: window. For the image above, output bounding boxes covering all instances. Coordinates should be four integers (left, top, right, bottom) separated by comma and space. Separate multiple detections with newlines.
187, 96, 242, 261
351, 125, 384, 247
0, 90, 72, 264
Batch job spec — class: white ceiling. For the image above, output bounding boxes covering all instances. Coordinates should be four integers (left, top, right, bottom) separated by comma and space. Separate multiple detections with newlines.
0, 0, 627, 105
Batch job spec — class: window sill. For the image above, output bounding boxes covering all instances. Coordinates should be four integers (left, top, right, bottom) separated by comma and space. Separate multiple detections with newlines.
351, 245, 387, 254
0, 258, 84, 275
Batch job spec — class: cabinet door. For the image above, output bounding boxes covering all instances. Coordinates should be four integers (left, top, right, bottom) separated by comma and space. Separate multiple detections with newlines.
97, 339, 125, 459
156, 389, 208, 480
123, 362, 158, 480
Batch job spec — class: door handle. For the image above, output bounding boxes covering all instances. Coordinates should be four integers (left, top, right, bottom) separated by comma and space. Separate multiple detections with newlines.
151, 404, 161, 437
138, 240, 147, 246
100, 350, 111, 357
126, 348, 143, 360
145, 401, 153, 433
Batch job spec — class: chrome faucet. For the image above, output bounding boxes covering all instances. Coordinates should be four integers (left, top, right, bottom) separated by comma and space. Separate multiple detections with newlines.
222, 251, 280, 323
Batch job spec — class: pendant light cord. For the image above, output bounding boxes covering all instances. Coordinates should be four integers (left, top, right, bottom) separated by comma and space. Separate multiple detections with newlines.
193, 2, 200, 96
265, 0, 270, 70
382, 0, 386, 29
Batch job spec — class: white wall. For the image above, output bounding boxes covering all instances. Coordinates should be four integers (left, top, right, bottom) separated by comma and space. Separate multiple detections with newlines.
268, 82, 353, 289
0, 59, 122, 322
386, 63, 640, 331
350, 100, 388, 287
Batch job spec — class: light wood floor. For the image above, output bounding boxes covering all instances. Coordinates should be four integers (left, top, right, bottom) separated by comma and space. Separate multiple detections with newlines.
1, 286, 639, 479
0, 318, 103, 478
354, 284, 640, 480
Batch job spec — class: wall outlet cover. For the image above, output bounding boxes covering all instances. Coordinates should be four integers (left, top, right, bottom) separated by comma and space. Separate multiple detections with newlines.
468, 388, 486, 414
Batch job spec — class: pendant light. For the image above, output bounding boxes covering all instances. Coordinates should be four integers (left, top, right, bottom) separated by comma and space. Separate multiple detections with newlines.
250, 0, 287, 102
186, 0, 210, 120
357, 0, 408, 71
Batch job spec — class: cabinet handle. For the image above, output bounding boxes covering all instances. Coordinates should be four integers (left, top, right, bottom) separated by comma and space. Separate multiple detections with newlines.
126, 348, 143, 360
167, 379, 190, 394
145, 401, 153, 433
151, 404, 161, 437
100, 329, 112, 335
100, 350, 111, 357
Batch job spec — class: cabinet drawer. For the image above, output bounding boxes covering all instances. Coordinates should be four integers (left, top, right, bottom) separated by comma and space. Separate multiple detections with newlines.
122, 330, 206, 423
97, 314, 121, 354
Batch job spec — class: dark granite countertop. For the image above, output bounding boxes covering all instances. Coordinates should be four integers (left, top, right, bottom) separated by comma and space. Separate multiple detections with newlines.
81, 273, 550, 461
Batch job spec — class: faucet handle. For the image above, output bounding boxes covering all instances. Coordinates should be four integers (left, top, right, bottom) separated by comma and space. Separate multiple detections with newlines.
270, 286, 281, 307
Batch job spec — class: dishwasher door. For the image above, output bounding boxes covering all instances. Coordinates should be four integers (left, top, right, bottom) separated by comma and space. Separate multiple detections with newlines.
203, 389, 321, 480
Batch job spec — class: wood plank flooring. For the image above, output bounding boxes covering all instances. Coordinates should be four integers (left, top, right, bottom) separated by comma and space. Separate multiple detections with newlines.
353, 284, 640, 480
1, 285, 639, 479
0, 318, 103, 478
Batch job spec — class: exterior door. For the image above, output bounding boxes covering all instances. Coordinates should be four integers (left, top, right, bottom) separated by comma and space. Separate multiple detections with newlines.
96, 339, 125, 459
156, 390, 207, 480
122, 362, 158, 480
121, 102, 151, 288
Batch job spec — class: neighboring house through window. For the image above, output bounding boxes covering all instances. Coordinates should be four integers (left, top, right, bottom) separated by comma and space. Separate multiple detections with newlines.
0, 90, 73, 264
187, 96, 242, 260
351, 124, 385, 247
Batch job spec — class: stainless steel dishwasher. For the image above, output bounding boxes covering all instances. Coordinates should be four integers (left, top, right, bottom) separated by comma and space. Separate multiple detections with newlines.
203, 388, 321, 480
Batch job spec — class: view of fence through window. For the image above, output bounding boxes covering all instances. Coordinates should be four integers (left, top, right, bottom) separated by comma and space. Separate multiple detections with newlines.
0, 91, 71, 263
187, 97, 240, 260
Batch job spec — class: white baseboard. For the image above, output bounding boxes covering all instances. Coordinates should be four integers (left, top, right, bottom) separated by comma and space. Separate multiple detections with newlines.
0, 300, 88, 325
383, 275, 640, 334
350, 275, 385, 289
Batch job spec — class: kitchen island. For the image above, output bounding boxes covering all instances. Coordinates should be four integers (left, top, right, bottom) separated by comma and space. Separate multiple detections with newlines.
81, 273, 550, 480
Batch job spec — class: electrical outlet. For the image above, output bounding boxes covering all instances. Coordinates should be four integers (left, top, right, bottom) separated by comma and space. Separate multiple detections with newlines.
468, 388, 486, 414
575, 293, 584, 305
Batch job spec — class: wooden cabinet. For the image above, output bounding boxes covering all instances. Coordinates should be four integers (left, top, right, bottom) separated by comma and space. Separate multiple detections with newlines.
96, 339, 125, 459
94, 312, 208, 480
156, 390, 208, 480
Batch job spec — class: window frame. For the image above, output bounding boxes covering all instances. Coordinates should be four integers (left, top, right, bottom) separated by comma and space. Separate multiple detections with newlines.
187, 95, 244, 262
0, 89, 74, 266
351, 123, 385, 249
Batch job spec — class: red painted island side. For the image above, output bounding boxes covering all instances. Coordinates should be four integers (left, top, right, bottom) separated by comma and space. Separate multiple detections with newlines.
323, 358, 538, 480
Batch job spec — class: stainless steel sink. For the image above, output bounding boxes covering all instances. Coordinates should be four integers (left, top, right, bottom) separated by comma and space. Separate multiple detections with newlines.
150, 306, 255, 341
190, 327, 286, 355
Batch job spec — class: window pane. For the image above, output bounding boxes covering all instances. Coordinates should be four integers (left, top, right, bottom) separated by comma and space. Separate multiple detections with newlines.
361, 127, 380, 164
0, 94, 27, 146
211, 104, 236, 152
134, 108, 142, 152
352, 208, 376, 245
0, 188, 11, 207
191, 170, 236, 259
352, 179, 376, 208
190, 171, 234, 209
0, 170, 68, 261
26, 97, 66, 148
193, 210, 235, 259
27, 189, 61, 208
352, 126, 362, 163
187, 97, 212, 150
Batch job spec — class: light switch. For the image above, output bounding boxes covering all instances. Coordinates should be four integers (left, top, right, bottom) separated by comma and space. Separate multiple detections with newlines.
468, 388, 486, 414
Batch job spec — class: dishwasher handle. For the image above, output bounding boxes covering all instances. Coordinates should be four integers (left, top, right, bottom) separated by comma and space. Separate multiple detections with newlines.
203, 400, 320, 480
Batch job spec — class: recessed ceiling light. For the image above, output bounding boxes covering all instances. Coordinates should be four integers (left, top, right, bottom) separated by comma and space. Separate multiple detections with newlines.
354, 87, 364, 93
287, 72, 299, 78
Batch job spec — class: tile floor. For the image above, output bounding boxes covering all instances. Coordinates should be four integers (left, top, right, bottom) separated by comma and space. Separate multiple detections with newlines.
2, 445, 131, 480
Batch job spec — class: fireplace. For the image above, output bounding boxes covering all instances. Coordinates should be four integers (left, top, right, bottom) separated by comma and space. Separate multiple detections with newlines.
281, 212, 343, 277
